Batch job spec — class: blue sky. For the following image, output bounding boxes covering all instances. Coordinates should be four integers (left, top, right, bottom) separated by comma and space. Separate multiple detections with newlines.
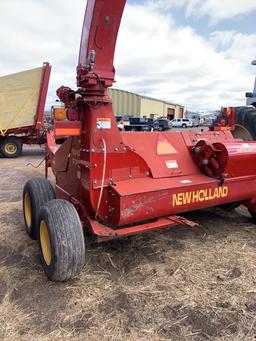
171, 8, 255, 36
113, 0, 256, 110
130, 0, 255, 36
0, 0, 255, 111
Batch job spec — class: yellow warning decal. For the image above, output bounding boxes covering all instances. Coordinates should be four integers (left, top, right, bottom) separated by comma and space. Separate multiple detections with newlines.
172, 186, 228, 206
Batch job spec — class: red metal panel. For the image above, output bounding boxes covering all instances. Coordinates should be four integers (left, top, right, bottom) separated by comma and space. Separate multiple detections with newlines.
35, 62, 51, 131
224, 141, 256, 177
89, 215, 198, 242
77, 0, 126, 87
122, 132, 199, 178
4, 125, 34, 135
182, 130, 234, 148
47, 0, 256, 242
106, 175, 256, 226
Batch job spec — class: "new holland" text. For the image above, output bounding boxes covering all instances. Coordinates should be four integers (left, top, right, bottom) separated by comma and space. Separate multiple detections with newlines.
172, 186, 228, 206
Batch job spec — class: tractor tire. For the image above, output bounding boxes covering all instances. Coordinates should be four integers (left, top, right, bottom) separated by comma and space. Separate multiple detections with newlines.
0, 137, 23, 158
38, 199, 86, 282
248, 209, 256, 223
23, 177, 55, 240
233, 106, 256, 140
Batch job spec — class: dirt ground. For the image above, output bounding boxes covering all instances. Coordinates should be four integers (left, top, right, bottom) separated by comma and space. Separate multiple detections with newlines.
1, 145, 256, 341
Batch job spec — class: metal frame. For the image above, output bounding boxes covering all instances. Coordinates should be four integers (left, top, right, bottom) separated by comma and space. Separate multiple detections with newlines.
46, 0, 256, 242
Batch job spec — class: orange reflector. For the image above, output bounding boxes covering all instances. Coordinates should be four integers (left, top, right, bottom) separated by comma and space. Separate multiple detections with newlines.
54, 128, 81, 136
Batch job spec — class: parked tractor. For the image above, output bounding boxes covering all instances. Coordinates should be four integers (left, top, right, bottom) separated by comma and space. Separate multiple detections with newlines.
22, 0, 256, 282
246, 59, 256, 108
233, 59, 256, 140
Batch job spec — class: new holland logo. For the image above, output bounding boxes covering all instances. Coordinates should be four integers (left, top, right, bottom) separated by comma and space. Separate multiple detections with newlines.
172, 186, 228, 206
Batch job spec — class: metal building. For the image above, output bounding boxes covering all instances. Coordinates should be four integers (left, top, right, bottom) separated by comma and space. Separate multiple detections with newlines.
109, 88, 184, 119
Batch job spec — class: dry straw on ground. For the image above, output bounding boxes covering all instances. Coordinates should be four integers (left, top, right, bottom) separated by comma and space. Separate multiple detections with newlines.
0, 146, 256, 340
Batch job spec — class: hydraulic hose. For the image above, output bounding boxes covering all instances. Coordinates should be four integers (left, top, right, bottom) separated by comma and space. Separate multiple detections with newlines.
95, 138, 107, 220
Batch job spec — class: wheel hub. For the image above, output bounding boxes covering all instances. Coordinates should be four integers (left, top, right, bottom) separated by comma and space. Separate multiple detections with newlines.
40, 220, 52, 266
24, 192, 32, 228
5, 143, 17, 155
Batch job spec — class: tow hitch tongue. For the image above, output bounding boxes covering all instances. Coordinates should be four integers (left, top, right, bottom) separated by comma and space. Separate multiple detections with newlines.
85, 213, 199, 243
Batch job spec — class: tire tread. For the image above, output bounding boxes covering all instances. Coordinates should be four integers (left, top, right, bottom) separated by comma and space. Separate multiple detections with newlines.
39, 199, 85, 281
23, 177, 55, 239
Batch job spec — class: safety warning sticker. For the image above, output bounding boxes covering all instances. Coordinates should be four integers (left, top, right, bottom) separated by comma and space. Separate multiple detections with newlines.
180, 179, 192, 184
97, 118, 111, 129
166, 160, 178, 169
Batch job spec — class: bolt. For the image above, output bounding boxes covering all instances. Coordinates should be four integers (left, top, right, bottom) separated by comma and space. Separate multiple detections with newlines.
114, 147, 118, 152
93, 179, 97, 185
194, 147, 201, 153
202, 159, 209, 165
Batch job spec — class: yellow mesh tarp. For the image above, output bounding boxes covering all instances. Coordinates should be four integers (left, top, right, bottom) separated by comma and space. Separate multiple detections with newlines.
0, 66, 43, 133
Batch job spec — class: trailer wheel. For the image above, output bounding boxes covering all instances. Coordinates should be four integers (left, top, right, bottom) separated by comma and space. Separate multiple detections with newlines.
233, 106, 256, 141
23, 177, 55, 240
0, 137, 23, 158
38, 199, 86, 281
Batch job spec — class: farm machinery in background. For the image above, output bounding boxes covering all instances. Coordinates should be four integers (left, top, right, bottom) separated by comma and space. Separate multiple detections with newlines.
0, 63, 51, 157
211, 58, 256, 140
246, 59, 256, 108
22, 0, 256, 282
232, 58, 256, 140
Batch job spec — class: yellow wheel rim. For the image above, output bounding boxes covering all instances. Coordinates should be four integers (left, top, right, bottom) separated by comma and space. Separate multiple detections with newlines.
4, 143, 17, 155
24, 192, 32, 228
40, 220, 52, 266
